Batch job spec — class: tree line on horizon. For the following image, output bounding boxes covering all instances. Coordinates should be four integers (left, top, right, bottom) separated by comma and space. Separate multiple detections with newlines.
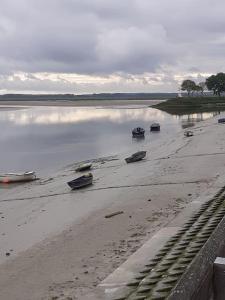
181, 72, 225, 97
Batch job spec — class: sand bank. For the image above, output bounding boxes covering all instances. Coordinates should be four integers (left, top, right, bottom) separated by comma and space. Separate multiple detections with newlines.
0, 115, 225, 299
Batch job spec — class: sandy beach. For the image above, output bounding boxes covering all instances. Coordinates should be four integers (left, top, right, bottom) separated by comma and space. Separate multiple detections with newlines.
0, 109, 225, 299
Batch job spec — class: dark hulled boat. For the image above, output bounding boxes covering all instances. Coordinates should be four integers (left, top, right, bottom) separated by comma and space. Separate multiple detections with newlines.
184, 130, 193, 137
67, 173, 93, 189
150, 123, 160, 131
132, 127, 145, 137
218, 118, 225, 124
125, 151, 146, 163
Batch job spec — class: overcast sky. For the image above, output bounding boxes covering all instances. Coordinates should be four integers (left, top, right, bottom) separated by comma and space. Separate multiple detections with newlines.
0, 0, 225, 94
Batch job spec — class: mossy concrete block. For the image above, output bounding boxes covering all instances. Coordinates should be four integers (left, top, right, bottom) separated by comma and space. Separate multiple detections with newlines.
167, 216, 225, 300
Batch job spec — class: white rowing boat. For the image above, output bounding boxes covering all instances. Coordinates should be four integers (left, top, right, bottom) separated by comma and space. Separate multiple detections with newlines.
0, 171, 36, 183
75, 163, 92, 172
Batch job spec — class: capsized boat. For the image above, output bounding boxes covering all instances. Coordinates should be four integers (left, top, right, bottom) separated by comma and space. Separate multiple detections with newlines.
67, 173, 93, 189
132, 127, 145, 138
125, 151, 146, 163
75, 162, 92, 172
0, 171, 36, 183
150, 123, 160, 131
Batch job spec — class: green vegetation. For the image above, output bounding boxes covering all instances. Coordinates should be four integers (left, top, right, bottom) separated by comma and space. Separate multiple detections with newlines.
180, 72, 225, 97
153, 96, 225, 115
181, 79, 205, 96
157, 72, 225, 115
206, 73, 225, 96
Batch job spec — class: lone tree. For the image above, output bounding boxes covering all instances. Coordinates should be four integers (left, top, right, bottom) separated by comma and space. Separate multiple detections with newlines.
206, 72, 225, 96
181, 80, 196, 96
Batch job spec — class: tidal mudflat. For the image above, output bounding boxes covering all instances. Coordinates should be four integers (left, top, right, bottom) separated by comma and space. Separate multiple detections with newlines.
0, 103, 223, 300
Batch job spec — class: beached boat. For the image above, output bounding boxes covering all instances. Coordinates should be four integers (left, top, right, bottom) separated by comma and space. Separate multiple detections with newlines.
132, 127, 145, 137
184, 130, 194, 137
75, 162, 92, 172
150, 123, 160, 131
0, 171, 36, 183
218, 118, 225, 123
67, 173, 93, 189
125, 151, 146, 163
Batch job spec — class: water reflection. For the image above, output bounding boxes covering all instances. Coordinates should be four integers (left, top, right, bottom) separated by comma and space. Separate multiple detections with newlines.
0, 106, 220, 175
176, 111, 220, 128
132, 136, 145, 142
2, 106, 167, 125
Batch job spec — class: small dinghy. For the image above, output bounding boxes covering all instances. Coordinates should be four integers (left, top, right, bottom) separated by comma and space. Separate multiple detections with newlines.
218, 118, 225, 124
67, 173, 93, 189
75, 162, 92, 172
125, 151, 146, 163
184, 130, 193, 137
150, 123, 160, 131
0, 171, 36, 183
132, 127, 145, 138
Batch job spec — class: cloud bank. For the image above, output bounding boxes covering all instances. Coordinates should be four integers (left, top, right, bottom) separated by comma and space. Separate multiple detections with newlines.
0, 0, 225, 93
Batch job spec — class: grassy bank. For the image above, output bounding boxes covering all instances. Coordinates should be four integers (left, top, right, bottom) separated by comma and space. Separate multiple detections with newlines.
153, 96, 225, 115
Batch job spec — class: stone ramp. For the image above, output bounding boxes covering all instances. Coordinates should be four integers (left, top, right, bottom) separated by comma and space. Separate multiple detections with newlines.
83, 179, 225, 300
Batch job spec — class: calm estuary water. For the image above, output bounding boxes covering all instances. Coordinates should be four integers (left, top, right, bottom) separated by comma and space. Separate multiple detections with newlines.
0, 105, 219, 175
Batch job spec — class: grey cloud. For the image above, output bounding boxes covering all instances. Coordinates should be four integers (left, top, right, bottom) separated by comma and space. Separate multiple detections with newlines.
0, 0, 225, 91
0, 72, 177, 94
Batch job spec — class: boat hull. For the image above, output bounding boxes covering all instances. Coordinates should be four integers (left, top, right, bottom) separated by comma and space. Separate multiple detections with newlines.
75, 163, 92, 172
67, 173, 93, 189
132, 132, 145, 138
150, 123, 160, 131
150, 126, 160, 131
132, 127, 145, 138
184, 130, 193, 137
0, 171, 36, 183
125, 151, 146, 163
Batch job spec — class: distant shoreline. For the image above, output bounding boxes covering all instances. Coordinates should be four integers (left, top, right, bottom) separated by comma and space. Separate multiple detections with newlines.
0, 99, 164, 108
0, 92, 177, 102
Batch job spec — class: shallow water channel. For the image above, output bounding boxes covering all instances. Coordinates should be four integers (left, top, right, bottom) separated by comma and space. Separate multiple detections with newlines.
0, 105, 219, 175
